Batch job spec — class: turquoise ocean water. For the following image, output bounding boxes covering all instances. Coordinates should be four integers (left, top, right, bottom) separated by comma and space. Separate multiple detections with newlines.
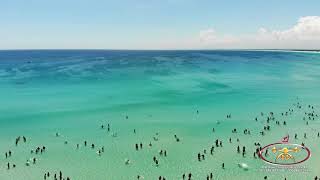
1, 50, 320, 179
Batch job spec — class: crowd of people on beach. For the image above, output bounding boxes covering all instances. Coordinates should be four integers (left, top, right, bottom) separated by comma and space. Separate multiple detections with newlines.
43, 171, 71, 180
2, 99, 320, 180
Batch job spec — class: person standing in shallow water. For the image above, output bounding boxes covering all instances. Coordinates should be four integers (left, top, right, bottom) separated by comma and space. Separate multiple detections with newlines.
210, 146, 214, 155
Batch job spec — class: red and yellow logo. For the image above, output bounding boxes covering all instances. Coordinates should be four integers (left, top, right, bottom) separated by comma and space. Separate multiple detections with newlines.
259, 136, 311, 166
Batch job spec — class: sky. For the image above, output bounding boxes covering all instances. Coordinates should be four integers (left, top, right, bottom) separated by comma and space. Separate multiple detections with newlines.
0, 0, 320, 49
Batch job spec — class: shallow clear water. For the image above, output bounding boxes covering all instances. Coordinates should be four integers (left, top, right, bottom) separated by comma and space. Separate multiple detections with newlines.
1, 50, 320, 179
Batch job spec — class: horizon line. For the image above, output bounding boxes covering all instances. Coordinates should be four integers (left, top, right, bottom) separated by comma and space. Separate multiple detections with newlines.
0, 48, 319, 52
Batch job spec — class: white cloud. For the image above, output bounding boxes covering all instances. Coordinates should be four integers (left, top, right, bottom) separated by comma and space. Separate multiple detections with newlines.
199, 29, 238, 45
198, 16, 320, 49
199, 29, 217, 42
